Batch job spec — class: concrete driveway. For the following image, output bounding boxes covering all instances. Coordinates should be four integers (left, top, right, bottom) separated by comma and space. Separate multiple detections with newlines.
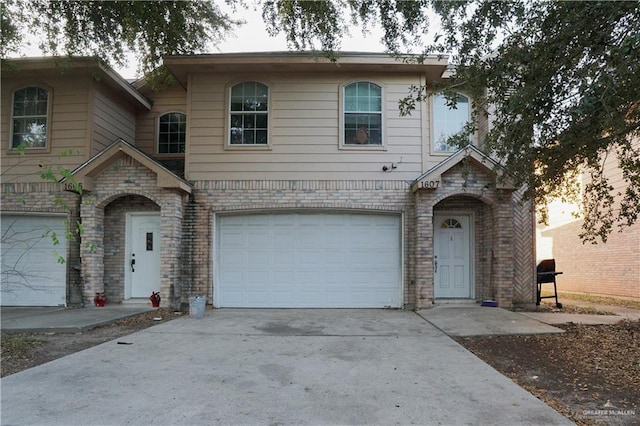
1, 309, 571, 425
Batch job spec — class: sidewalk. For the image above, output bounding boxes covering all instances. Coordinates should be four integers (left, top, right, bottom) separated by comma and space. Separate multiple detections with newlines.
0, 305, 155, 333
521, 297, 640, 325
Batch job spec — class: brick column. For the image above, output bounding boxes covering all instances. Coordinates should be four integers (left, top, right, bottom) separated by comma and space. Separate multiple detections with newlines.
492, 191, 515, 307
160, 191, 184, 309
414, 190, 435, 308
80, 200, 105, 306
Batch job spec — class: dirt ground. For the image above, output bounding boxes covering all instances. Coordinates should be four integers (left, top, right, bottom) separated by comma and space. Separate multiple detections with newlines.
2, 306, 638, 425
457, 319, 639, 425
1, 309, 183, 378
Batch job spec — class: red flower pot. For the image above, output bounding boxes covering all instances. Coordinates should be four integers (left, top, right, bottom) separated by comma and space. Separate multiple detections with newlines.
94, 292, 106, 307
149, 292, 161, 308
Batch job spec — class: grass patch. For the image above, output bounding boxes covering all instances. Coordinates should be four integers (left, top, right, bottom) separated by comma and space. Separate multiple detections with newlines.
541, 291, 640, 309
537, 301, 615, 315
1, 334, 45, 358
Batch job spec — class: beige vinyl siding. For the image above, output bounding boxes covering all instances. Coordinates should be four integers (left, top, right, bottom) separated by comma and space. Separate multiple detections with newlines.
92, 86, 136, 154
1, 75, 91, 183
186, 73, 426, 181
135, 83, 187, 157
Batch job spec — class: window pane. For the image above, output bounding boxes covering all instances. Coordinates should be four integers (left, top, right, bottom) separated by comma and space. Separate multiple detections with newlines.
344, 81, 382, 145
12, 117, 46, 148
371, 96, 382, 111
158, 112, 186, 154
255, 83, 268, 99
345, 96, 357, 111
345, 83, 357, 97
357, 97, 370, 112
344, 113, 382, 145
231, 84, 243, 97
256, 130, 268, 144
357, 82, 370, 96
433, 94, 470, 152
243, 130, 255, 144
255, 114, 267, 128
229, 82, 269, 145
230, 126, 243, 144
12, 87, 48, 149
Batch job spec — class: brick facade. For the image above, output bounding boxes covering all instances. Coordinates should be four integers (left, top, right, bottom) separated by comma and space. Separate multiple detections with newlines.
175, 159, 534, 309
540, 219, 640, 300
2, 153, 536, 310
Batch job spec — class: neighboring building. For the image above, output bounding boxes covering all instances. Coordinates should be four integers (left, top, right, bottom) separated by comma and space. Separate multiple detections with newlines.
537, 140, 640, 300
1, 53, 536, 309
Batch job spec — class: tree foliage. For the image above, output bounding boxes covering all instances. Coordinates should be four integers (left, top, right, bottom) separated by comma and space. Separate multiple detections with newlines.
2, 0, 639, 242
1, 0, 237, 75
264, 0, 640, 243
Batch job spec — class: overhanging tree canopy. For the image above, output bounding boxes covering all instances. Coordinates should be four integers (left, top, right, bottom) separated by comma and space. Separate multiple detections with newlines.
2, 0, 638, 242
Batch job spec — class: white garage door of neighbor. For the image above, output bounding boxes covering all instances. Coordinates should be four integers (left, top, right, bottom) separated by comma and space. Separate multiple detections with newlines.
216, 212, 402, 308
1, 215, 67, 306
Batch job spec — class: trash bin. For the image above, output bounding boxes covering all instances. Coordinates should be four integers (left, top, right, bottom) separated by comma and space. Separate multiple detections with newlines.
189, 296, 207, 319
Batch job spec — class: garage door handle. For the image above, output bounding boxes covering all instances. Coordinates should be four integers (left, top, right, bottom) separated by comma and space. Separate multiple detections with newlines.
130, 254, 136, 272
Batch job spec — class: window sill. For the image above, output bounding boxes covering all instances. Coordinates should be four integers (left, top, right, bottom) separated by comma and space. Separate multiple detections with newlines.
224, 144, 272, 151
339, 144, 387, 151
7, 146, 50, 155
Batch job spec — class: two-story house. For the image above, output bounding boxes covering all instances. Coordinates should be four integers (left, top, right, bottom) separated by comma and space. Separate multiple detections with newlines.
1, 53, 535, 309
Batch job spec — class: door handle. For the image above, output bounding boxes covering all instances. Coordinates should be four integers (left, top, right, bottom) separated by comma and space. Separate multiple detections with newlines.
130, 253, 136, 272
434, 256, 438, 273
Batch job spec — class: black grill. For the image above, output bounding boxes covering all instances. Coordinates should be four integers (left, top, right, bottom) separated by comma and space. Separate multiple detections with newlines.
536, 259, 563, 308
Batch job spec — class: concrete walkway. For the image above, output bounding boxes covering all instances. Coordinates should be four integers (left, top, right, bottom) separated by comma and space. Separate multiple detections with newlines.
0, 305, 155, 333
418, 305, 565, 337
0, 309, 572, 425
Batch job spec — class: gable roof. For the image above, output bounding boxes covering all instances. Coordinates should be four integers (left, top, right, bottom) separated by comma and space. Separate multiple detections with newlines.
1, 56, 152, 111
66, 139, 192, 193
162, 51, 449, 89
411, 145, 514, 192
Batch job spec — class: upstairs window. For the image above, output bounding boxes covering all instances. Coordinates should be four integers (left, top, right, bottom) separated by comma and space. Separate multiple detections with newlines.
432, 93, 471, 152
11, 86, 49, 149
158, 112, 186, 154
229, 81, 269, 146
343, 82, 382, 146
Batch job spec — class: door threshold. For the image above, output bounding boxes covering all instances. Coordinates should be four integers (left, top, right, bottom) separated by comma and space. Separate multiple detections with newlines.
122, 298, 150, 305
433, 299, 476, 306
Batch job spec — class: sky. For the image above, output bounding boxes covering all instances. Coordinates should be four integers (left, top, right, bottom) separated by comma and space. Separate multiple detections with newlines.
215, 4, 388, 54
18, 4, 434, 80
114, 5, 391, 79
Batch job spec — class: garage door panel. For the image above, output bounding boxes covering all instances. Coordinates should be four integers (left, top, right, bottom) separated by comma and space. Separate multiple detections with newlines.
1, 215, 67, 306
274, 231, 296, 246
216, 212, 401, 308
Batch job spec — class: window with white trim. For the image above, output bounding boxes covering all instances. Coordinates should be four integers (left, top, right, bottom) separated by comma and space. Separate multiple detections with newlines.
158, 112, 186, 154
229, 81, 269, 145
343, 82, 382, 146
432, 93, 470, 152
11, 86, 49, 149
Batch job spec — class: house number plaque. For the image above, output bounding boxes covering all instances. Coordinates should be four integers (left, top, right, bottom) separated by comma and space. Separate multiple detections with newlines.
418, 180, 440, 189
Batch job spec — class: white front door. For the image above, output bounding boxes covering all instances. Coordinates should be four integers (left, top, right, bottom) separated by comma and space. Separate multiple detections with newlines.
126, 213, 161, 299
434, 215, 471, 298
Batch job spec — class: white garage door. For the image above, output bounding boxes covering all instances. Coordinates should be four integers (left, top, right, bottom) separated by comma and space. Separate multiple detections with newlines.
216, 212, 402, 308
1, 215, 67, 306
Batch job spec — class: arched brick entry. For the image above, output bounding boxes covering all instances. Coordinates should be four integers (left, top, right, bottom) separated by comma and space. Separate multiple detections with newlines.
412, 148, 520, 308
71, 140, 192, 308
